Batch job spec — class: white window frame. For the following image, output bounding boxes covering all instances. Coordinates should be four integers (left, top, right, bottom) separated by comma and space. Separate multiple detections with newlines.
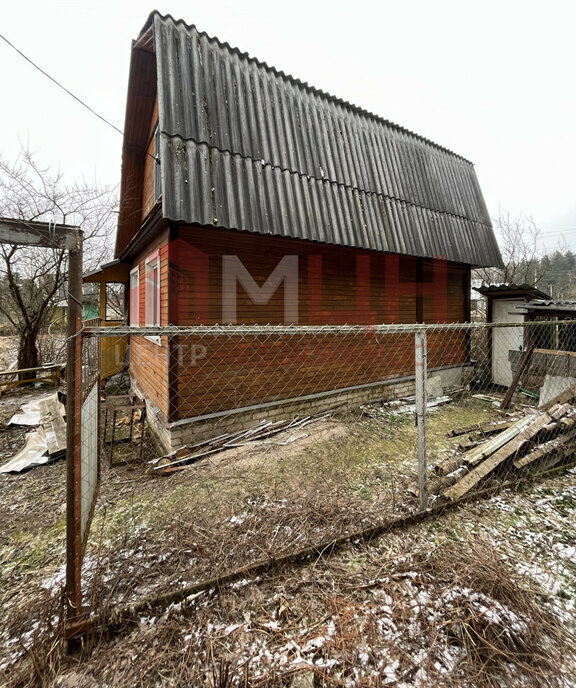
145, 250, 161, 344
129, 266, 140, 327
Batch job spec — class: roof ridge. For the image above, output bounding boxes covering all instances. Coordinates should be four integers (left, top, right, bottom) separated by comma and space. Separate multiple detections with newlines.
141, 10, 474, 165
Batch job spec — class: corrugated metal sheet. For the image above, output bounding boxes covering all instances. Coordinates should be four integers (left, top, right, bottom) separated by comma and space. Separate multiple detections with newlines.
145, 12, 502, 267
476, 284, 551, 299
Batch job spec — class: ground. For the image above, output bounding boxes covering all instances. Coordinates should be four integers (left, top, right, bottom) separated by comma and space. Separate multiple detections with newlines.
0, 384, 575, 687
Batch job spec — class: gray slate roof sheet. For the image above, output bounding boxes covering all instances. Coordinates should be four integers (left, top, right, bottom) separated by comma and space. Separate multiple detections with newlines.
143, 12, 502, 267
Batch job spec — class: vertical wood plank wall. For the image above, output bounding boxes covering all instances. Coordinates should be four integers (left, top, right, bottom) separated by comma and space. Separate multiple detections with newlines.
129, 228, 170, 418
141, 98, 159, 222
158, 225, 470, 420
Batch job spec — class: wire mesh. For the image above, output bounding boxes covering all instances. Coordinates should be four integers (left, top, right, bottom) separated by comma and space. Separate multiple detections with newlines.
79, 332, 100, 547
76, 319, 576, 615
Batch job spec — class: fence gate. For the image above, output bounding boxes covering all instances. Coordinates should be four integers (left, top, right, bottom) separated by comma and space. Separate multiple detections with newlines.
65, 327, 101, 631
0, 219, 88, 634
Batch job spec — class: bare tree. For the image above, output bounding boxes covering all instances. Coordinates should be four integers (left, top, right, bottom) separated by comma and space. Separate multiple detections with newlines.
0, 149, 117, 371
475, 211, 547, 287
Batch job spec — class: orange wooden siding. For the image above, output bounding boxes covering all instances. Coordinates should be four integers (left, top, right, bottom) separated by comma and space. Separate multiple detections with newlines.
173, 331, 420, 418
129, 229, 170, 417
171, 226, 468, 327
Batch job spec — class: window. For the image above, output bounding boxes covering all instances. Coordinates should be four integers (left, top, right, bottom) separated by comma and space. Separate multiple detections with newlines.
129, 267, 139, 326
145, 251, 161, 342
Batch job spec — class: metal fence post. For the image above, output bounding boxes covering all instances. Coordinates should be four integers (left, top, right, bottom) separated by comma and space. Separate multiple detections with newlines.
415, 329, 428, 511
65, 237, 83, 629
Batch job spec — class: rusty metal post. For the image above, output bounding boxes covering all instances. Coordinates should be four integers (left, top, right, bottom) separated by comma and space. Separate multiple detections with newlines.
415, 329, 428, 511
65, 235, 83, 627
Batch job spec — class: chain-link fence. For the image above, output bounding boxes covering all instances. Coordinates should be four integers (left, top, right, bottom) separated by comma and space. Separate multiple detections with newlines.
74, 319, 576, 614
79, 331, 100, 545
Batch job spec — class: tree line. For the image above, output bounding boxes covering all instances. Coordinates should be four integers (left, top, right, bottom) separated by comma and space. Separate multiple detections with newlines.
474, 212, 576, 299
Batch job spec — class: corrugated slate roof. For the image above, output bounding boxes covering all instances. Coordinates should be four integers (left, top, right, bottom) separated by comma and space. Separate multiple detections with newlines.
476, 284, 551, 300
525, 300, 576, 311
135, 12, 502, 267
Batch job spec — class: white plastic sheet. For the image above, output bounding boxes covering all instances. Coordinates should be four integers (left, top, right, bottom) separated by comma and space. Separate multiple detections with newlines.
0, 430, 50, 473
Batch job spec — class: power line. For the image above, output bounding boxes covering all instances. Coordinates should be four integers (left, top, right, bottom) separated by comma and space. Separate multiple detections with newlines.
0, 32, 124, 136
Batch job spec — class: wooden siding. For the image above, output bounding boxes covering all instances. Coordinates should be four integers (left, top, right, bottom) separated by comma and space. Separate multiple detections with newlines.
141, 98, 159, 222
174, 331, 420, 418
167, 225, 469, 420
171, 227, 468, 326
116, 46, 157, 255
129, 229, 170, 417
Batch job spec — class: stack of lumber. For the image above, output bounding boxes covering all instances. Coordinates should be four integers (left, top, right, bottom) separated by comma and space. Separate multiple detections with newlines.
435, 385, 576, 501
153, 412, 332, 475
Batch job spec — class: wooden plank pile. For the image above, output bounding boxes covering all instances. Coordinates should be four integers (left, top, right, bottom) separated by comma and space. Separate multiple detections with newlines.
153, 412, 333, 475
435, 384, 576, 501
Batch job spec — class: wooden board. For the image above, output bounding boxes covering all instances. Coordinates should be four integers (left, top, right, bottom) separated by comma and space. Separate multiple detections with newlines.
442, 405, 568, 501
434, 414, 536, 476
447, 419, 517, 438
514, 427, 576, 469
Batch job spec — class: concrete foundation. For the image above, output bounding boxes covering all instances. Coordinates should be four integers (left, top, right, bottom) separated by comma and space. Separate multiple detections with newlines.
135, 364, 471, 454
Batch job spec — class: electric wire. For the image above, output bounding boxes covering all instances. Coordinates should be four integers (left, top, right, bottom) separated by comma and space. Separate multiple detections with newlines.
0, 32, 124, 136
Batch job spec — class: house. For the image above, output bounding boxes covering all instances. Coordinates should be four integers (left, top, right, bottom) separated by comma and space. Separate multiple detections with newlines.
92, 12, 502, 450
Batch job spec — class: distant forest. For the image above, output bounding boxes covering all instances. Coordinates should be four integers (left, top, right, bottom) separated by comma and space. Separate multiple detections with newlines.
537, 251, 576, 299
474, 250, 576, 299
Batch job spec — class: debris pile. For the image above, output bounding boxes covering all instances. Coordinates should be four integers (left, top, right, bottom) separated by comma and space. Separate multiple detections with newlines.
153, 412, 333, 475
435, 385, 576, 500
362, 394, 453, 417
0, 392, 66, 473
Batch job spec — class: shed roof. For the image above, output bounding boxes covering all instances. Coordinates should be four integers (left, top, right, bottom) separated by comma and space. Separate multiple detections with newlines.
523, 300, 576, 315
117, 11, 502, 268
475, 284, 551, 300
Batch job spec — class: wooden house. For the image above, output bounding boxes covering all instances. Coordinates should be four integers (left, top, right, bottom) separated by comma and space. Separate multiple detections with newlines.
95, 12, 502, 449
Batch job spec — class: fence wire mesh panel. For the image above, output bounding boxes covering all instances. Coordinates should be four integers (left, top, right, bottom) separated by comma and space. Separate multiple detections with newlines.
79, 333, 100, 547
72, 320, 576, 619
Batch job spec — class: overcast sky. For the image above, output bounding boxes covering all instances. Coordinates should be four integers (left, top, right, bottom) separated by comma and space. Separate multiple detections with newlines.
1, 0, 575, 252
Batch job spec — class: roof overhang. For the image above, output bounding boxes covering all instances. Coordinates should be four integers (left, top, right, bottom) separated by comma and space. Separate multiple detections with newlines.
520, 300, 576, 317
115, 29, 158, 258
475, 283, 550, 300
83, 259, 130, 284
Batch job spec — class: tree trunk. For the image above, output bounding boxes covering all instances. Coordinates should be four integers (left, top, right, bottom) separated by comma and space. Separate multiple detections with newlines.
18, 327, 40, 380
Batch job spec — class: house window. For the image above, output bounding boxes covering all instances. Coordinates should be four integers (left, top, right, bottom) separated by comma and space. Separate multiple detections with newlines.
129, 267, 139, 326
145, 251, 161, 342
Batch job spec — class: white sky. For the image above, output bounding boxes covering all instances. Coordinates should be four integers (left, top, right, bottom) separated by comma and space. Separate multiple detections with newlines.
1, 0, 575, 252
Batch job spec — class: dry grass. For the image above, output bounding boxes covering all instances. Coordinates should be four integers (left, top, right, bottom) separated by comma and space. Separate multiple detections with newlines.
6, 515, 574, 687
2, 393, 575, 687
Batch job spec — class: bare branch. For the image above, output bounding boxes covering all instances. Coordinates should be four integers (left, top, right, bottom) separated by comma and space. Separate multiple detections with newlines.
0, 147, 118, 368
